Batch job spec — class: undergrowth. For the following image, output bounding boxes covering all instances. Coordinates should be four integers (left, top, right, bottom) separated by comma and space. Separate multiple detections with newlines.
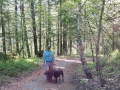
87, 49, 120, 76
0, 57, 42, 77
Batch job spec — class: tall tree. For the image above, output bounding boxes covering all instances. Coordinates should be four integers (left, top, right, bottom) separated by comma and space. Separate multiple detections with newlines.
1, 4, 6, 61
1, 4, 6, 53
57, 8, 60, 56
59, 0, 63, 55
46, 0, 51, 47
15, 0, 19, 53
21, 2, 31, 57
31, 0, 38, 55
38, 0, 42, 53
95, 0, 105, 87
77, 2, 92, 79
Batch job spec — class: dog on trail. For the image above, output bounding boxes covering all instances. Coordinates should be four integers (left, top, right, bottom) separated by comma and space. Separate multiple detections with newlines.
53, 68, 64, 82
44, 64, 64, 83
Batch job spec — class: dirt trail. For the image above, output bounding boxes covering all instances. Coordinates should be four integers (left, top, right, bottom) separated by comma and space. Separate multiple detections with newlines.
0, 57, 81, 90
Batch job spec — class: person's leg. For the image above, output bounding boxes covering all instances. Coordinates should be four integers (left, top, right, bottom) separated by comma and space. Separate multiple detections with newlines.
45, 62, 49, 80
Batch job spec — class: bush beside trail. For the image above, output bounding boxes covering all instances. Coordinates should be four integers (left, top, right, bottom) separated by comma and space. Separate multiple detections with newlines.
0, 57, 42, 87
71, 50, 120, 90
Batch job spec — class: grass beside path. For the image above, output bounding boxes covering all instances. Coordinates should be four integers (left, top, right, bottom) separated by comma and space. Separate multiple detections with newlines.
0, 57, 42, 87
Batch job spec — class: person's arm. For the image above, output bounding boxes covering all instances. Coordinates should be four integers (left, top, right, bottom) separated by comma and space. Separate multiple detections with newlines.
52, 52, 55, 64
43, 51, 46, 65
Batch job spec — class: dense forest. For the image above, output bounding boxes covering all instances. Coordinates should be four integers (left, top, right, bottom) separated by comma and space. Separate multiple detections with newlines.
0, 0, 120, 58
0, 0, 120, 89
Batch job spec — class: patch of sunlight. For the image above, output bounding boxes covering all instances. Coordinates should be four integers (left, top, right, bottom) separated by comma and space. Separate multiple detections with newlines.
111, 49, 119, 57
87, 61, 94, 64
14, 59, 20, 62
64, 59, 80, 63
57, 58, 81, 63
56, 66, 66, 69
26, 59, 34, 62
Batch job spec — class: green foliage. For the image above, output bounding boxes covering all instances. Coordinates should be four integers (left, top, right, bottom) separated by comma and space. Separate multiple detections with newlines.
0, 52, 11, 61
74, 0, 81, 3
104, 65, 119, 76
109, 49, 120, 64
102, 49, 120, 76
88, 61, 95, 68
0, 57, 42, 77
0, 52, 22, 61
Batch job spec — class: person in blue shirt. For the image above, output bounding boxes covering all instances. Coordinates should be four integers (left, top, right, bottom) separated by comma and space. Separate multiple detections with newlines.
43, 45, 55, 80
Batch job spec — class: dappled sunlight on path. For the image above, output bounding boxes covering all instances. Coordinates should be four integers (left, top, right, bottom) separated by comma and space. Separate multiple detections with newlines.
0, 57, 81, 90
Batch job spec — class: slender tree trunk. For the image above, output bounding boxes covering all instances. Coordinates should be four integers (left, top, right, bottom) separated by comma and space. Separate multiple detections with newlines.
1, 5, 6, 53
77, 3, 92, 79
19, 1, 24, 57
57, 15, 60, 56
69, 39, 72, 55
60, 0, 63, 55
47, 0, 51, 46
112, 28, 115, 51
1, 4, 6, 62
22, 3, 31, 57
95, 0, 105, 87
31, 1, 38, 55
63, 23, 67, 54
8, 8, 12, 52
39, 0, 42, 53
15, 0, 19, 53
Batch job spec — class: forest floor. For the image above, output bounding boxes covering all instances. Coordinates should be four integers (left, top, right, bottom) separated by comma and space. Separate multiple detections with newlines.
0, 57, 120, 90
0, 57, 82, 90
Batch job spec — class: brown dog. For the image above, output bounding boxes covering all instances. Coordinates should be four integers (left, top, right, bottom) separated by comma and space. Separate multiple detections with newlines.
53, 68, 64, 82
44, 64, 64, 83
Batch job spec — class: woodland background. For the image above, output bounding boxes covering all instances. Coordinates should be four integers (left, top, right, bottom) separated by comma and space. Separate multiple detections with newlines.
0, 0, 120, 89
0, 0, 120, 58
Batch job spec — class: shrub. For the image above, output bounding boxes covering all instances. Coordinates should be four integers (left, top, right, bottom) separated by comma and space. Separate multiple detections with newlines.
0, 58, 42, 77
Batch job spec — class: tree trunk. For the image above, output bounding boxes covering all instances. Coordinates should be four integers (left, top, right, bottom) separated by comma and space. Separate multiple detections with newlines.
15, 0, 19, 53
112, 28, 115, 51
1, 4, 6, 62
95, 0, 105, 87
38, 0, 42, 53
77, 3, 92, 79
69, 39, 72, 55
19, 1, 24, 57
22, 3, 31, 57
7, 8, 12, 52
63, 23, 67, 54
31, 1, 38, 55
47, 0, 51, 46
60, 0, 63, 55
57, 15, 60, 56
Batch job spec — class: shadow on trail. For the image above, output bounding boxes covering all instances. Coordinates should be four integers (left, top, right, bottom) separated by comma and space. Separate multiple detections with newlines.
1, 57, 82, 90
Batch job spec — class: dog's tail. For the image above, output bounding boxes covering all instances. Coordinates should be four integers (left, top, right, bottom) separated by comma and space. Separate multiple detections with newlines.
58, 68, 64, 77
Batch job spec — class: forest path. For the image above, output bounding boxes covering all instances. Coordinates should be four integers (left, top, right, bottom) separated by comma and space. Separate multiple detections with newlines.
1, 57, 91, 90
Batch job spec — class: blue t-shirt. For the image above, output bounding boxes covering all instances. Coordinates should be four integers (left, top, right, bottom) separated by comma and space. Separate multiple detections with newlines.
45, 50, 53, 62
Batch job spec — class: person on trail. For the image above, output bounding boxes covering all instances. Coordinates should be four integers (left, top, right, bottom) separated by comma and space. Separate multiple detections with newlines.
43, 45, 55, 80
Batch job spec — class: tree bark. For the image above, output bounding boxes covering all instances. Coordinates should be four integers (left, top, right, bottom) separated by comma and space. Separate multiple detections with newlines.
77, 3, 92, 79
31, 1, 38, 55
57, 14, 60, 56
47, 0, 51, 46
63, 23, 68, 54
38, 0, 42, 53
95, 0, 105, 87
15, 0, 19, 53
60, 0, 63, 55
1, 4, 6, 62
22, 3, 31, 57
